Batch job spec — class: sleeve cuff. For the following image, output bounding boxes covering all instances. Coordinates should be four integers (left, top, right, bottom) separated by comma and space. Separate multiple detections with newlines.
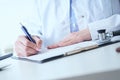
88, 14, 120, 40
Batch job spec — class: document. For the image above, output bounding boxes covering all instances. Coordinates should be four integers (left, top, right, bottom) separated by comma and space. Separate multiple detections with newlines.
12, 41, 98, 63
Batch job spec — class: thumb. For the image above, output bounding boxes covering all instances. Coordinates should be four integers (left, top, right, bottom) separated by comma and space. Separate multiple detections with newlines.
33, 36, 42, 50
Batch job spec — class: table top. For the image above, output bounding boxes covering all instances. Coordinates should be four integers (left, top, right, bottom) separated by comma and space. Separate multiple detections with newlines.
0, 42, 120, 80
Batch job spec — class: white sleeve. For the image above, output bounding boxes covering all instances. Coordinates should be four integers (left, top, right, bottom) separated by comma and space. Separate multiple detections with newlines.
88, 14, 120, 40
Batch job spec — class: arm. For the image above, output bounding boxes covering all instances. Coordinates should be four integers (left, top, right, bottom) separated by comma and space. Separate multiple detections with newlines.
48, 28, 91, 49
48, 14, 120, 49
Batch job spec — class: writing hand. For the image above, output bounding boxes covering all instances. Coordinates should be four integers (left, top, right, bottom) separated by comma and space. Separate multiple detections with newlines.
15, 35, 42, 57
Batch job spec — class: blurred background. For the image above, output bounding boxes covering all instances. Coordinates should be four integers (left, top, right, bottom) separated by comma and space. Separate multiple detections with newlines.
0, 0, 35, 53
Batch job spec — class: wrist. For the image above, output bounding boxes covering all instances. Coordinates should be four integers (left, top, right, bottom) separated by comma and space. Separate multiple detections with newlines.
80, 28, 91, 41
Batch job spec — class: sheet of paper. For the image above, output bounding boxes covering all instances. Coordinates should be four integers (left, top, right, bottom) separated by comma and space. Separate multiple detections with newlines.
18, 41, 98, 61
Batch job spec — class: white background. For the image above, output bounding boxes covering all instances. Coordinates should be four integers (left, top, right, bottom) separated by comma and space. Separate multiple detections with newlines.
0, 0, 35, 50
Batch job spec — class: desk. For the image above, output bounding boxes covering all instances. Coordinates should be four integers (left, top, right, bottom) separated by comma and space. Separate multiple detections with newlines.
0, 42, 120, 80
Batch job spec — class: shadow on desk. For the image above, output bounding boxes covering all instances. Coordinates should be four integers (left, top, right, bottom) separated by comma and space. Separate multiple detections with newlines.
62, 69, 120, 80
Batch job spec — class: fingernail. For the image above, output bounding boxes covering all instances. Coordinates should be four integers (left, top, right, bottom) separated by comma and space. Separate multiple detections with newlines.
36, 48, 40, 51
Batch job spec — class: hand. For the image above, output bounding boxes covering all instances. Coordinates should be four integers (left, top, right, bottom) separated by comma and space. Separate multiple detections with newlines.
14, 35, 42, 57
48, 28, 91, 49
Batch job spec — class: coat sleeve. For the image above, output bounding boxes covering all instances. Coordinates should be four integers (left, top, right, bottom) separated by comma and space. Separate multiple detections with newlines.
88, 14, 120, 40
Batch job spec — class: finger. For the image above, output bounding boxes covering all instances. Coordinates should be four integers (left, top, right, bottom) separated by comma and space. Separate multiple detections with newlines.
48, 38, 73, 49
58, 39, 74, 47
47, 43, 59, 49
48, 39, 73, 49
15, 41, 23, 56
15, 41, 27, 57
18, 35, 38, 51
15, 40, 38, 57
33, 36, 42, 50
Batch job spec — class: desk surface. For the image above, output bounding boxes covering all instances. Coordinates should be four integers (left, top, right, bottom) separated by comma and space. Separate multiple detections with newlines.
0, 42, 120, 80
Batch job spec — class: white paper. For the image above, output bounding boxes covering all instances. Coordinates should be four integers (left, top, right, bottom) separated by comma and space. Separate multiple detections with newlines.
18, 41, 98, 61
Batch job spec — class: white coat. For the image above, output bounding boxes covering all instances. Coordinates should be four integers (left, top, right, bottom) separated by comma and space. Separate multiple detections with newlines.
20, 0, 120, 47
